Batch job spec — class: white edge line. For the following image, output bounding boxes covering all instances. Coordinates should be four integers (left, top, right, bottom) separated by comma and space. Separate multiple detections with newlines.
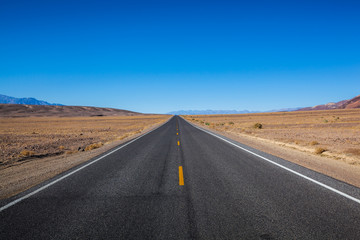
0, 116, 174, 212
183, 117, 360, 205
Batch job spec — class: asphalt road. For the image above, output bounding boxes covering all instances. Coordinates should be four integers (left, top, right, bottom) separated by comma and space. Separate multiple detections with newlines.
1, 116, 360, 239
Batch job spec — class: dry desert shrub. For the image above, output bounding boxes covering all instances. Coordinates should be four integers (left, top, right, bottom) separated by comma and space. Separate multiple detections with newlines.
253, 123, 263, 129
19, 150, 35, 158
85, 142, 104, 151
309, 141, 319, 146
315, 147, 327, 155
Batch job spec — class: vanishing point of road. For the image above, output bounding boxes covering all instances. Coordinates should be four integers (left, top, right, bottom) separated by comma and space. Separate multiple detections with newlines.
1, 116, 360, 239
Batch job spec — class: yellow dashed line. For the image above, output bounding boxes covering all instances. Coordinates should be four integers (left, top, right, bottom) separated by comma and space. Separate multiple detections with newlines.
177, 141, 180, 146
179, 166, 184, 186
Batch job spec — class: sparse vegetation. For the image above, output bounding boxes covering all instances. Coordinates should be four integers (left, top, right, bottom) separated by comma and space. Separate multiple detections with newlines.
253, 123, 263, 129
205, 122, 210, 126
19, 150, 35, 158
315, 147, 327, 155
228, 121, 234, 125
184, 109, 360, 165
0, 115, 170, 167
85, 142, 104, 151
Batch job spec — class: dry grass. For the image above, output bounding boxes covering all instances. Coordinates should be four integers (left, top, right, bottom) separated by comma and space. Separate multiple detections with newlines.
184, 109, 360, 165
0, 115, 170, 168
84, 142, 104, 151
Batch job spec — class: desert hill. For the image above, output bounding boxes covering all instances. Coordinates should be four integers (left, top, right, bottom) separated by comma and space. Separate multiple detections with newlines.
0, 104, 141, 117
299, 95, 360, 111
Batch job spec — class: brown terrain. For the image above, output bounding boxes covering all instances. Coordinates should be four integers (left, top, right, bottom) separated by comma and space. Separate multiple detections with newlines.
183, 109, 360, 187
0, 108, 171, 198
0, 104, 141, 117
299, 94, 360, 111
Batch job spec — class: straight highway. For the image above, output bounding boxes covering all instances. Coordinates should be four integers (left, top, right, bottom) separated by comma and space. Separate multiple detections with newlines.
1, 116, 360, 239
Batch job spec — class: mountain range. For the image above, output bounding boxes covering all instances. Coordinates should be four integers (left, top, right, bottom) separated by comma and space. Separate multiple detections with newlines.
168, 108, 302, 115
298, 95, 360, 111
0, 94, 63, 106
0, 104, 141, 117
0, 94, 141, 117
1, 93, 359, 116
167, 110, 260, 115
171, 95, 360, 115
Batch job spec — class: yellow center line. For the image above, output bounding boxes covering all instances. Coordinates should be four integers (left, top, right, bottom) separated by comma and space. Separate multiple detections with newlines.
179, 166, 184, 185
177, 141, 180, 146
176, 132, 178, 135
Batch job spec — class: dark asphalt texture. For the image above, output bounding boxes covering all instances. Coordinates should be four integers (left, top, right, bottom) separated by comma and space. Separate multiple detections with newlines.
1, 116, 360, 239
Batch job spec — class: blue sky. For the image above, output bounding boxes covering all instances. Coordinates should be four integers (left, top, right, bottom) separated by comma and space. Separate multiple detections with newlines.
1, 0, 359, 113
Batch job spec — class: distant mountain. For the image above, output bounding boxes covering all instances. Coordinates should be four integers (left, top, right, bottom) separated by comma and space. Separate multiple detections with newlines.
266, 107, 303, 112
168, 107, 304, 115
0, 104, 142, 117
298, 95, 360, 111
168, 110, 260, 115
0, 94, 63, 106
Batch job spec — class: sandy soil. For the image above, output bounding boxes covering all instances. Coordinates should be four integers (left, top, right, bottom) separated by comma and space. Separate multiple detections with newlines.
183, 109, 360, 188
0, 115, 171, 199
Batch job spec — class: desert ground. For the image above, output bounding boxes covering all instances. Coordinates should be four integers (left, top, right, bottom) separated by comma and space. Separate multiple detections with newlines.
183, 109, 360, 187
0, 115, 171, 198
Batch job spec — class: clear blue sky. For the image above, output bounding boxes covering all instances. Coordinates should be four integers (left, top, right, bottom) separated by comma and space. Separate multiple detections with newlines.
1, 0, 359, 113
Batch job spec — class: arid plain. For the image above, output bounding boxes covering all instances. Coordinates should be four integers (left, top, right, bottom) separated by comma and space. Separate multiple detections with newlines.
0, 115, 171, 198
184, 109, 360, 187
